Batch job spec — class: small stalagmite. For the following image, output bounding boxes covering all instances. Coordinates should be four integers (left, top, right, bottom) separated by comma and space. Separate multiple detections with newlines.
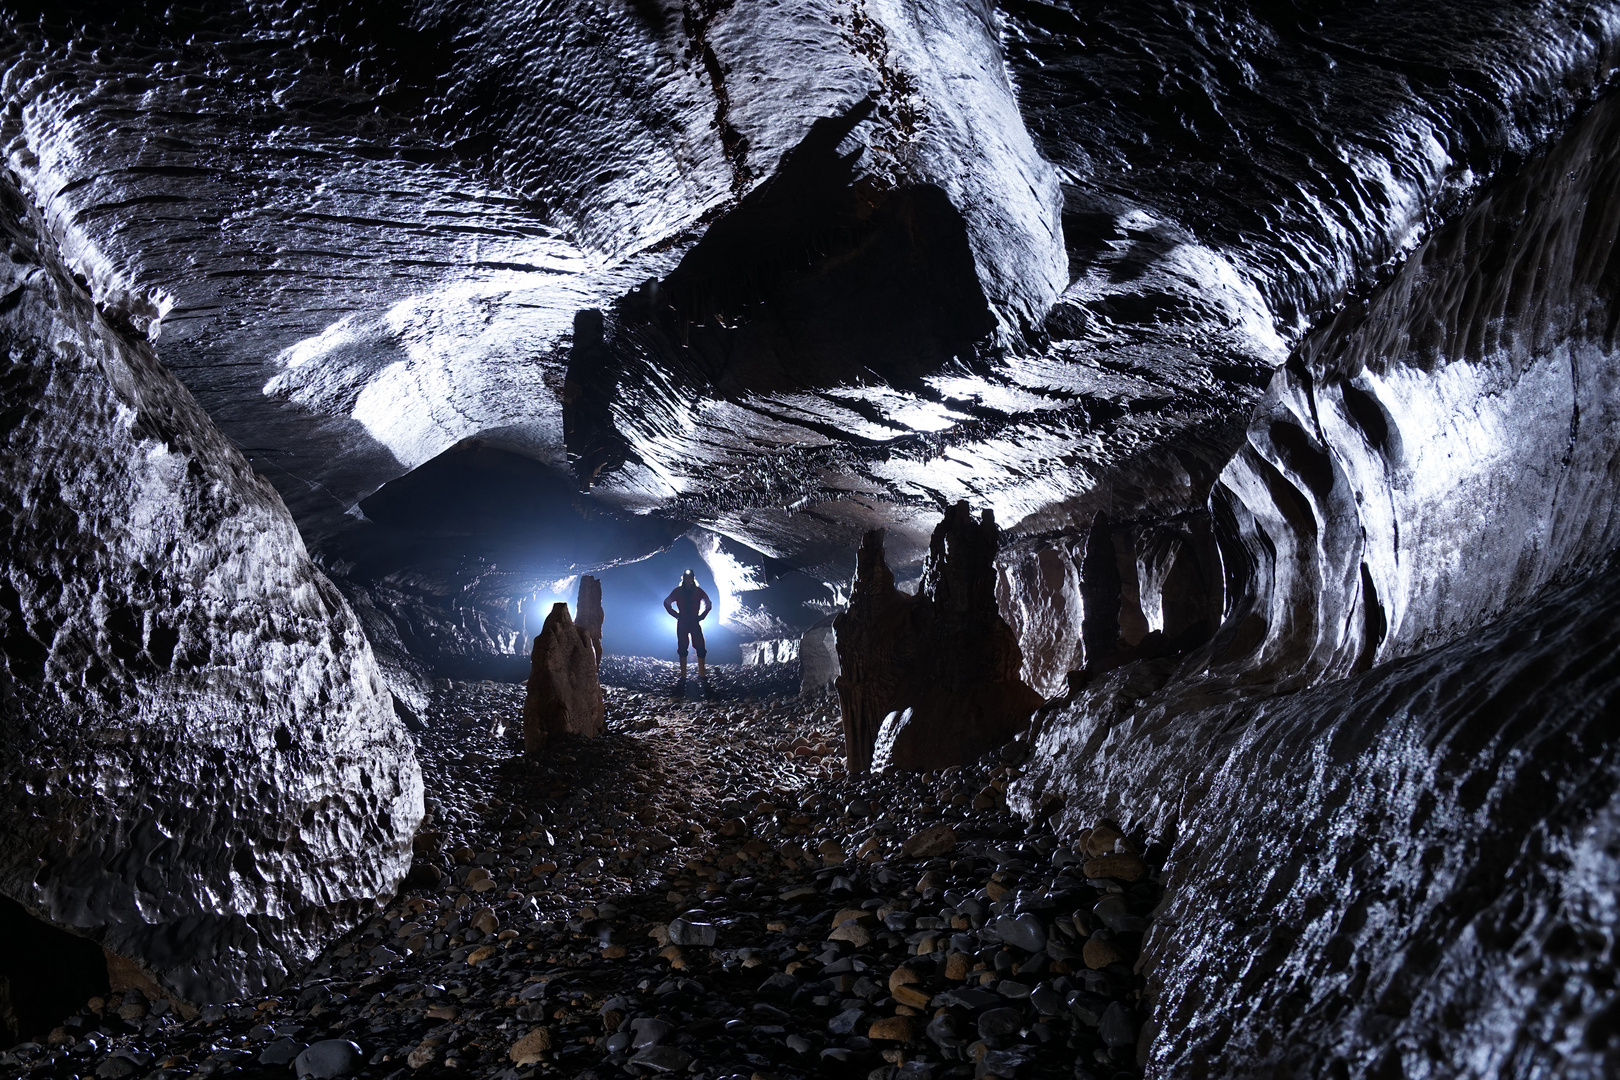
522, 603, 605, 753
575, 575, 604, 667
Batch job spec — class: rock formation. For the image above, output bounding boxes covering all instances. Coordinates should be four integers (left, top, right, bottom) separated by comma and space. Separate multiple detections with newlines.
835, 503, 1042, 773
1010, 87, 1620, 1079
522, 603, 606, 753
8, 2, 1620, 1074
575, 575, 604, 668
798, 613, 840, 696
0, 175, 422, 1005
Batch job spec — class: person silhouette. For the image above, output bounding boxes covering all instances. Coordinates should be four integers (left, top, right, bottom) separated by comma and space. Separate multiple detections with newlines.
662, 569, 712, 681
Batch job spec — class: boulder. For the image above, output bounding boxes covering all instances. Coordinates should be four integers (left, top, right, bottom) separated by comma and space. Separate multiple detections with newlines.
522, 603, 605, 752
293, 1040, 363, 1079
834, 503, 1042, 772
0, 175, 422, 1005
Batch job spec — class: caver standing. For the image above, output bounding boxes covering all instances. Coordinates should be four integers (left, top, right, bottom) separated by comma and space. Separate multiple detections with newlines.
663, 569, 712, 681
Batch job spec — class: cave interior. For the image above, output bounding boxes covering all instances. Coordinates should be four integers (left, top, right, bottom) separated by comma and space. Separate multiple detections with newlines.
2, 2, 1620, 1079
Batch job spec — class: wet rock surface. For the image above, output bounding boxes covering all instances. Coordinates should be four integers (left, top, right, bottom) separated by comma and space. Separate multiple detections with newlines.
6, 666, 1159, 1080
1006, 85, 1620, 1080
0, 170, 421, 1003
1015, 557, 1620, 1080
15, 1, 1619, 605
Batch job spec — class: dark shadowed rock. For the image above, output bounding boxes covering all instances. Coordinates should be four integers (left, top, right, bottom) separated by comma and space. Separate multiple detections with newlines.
0, 173, 421, 1004
293, 1039, 362, 1079
836, 503, 1042, 772
629, 1045, 693, 1073
522, 603, 605, 753
799, 613, 840, 696
575, 575, 604, 667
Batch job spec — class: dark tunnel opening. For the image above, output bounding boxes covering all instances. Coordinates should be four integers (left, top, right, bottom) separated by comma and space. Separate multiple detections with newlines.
0, 896, 110, 1045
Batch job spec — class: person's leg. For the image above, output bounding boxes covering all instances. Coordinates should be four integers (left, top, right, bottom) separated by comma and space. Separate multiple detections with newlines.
693, 625, 707, 678
677, 624, 690, 680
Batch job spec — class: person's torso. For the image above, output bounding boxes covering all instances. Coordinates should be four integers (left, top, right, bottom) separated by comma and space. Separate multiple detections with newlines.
673, 584, 705, 619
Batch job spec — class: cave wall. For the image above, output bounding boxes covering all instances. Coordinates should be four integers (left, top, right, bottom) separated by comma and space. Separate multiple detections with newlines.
0, 173, 423, 1004
1010, 90, 1620, 1078
1216, 93, 1620, 685
999, 89, 1620, 697
1022, 559, 1620, 1079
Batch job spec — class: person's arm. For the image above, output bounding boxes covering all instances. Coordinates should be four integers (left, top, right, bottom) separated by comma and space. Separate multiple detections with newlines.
663, 589, 680, 618
697, 587, 712, 621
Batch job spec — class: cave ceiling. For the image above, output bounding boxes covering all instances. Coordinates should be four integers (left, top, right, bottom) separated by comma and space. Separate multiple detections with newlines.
6, 0, 1618, 597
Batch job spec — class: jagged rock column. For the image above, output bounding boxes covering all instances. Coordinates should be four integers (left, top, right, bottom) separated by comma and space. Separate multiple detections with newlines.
835, 503, 1042, 772
0, 177, 422, 1004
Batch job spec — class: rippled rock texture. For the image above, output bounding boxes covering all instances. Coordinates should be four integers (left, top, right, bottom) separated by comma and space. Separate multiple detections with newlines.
0, 175, 422, 1004
14, 0, 1620, 605
7, 1, 1620, 1073
1012, 89, 1620, 1079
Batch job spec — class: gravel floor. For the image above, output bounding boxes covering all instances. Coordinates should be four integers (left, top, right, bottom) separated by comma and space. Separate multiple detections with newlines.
2, 662, 1160, 1080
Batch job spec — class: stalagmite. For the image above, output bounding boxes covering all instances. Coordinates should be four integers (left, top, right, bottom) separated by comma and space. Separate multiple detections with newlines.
522, 603, 605, 753
575, 574, 604, 667
835, 503, 1042, 773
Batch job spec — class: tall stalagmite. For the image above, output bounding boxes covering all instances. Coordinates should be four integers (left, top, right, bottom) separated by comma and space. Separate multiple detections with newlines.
522, 603, 605, 754
575, 575, 604, 667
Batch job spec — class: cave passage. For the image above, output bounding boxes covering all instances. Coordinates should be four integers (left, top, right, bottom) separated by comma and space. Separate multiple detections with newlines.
0, 897, 111, 1048
520, 542, 747, 668
3, 662, 1162, 1080
8, 3, 1620, 1079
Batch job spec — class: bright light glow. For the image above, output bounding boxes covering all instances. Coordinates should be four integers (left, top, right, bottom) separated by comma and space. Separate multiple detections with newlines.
687, 529, 767, 633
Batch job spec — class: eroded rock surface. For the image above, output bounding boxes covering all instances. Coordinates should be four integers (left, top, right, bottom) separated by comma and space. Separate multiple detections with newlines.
0, 175, 423, 1003
836, 504, 1041, 773
14, 1, 1618, 603
1010, 86, 1620, 1080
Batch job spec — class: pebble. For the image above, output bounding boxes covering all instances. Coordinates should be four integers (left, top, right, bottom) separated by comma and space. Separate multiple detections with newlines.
979, 1006, 1024, 1038
630, 1017, 672, 1047
507, 1027, 552, 1065
1100, 1001, 1139, 1048
293, 1039, 362, 1079
995, 912, 1049, 952
666, 917, 717, 946
630, 1044, 694, 1072
21, 660, 1161, 1080
259, 1038, 304, 1065
903, 823, 958, 858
